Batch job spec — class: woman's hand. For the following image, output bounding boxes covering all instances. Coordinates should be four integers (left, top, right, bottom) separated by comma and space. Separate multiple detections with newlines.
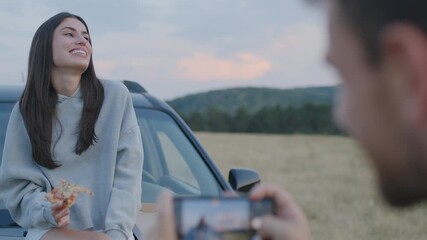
51, 202, 71, 228
250, 183, 312, 240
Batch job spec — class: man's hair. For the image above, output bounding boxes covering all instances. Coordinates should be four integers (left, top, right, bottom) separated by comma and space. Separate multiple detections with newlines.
20, 12, 104, 169
334, 0, 427, 63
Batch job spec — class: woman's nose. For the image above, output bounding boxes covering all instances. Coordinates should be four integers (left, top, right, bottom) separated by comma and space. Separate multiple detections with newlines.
75, 35, 89, 45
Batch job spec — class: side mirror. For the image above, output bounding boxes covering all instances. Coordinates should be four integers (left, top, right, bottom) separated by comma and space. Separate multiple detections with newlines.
228, 168, 261, 193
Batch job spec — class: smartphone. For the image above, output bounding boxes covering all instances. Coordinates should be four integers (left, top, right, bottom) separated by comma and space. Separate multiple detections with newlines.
173, 196, 275, 240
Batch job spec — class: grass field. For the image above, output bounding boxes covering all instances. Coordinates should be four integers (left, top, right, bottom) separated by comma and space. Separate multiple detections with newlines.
195, 132, 427, 240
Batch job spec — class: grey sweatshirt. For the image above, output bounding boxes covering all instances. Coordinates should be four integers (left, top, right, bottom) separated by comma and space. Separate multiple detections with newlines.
0, 80, 144, 240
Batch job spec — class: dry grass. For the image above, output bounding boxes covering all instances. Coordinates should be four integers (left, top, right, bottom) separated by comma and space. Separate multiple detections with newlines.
195, 132, 427, 240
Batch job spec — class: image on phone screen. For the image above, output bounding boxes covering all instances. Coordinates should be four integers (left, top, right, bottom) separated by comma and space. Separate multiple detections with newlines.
175, 197, 274, 240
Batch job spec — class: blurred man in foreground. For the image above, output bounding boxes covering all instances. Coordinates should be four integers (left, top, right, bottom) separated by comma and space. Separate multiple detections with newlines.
148, 0, 427, 239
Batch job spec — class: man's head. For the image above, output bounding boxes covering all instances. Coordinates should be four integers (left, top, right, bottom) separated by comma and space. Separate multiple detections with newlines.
325, 0, 427, 207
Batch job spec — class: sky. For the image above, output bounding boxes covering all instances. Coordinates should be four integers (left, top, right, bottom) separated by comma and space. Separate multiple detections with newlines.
0, 0, 337, 100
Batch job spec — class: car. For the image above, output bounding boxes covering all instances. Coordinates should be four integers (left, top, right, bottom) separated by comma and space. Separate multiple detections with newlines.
0, 80, 261, 239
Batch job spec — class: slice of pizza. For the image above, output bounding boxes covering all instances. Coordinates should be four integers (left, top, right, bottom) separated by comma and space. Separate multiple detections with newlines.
46, 180, 93, 208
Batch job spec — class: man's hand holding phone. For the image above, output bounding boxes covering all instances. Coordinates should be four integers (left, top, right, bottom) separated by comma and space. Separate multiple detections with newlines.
146, 184, 311, 240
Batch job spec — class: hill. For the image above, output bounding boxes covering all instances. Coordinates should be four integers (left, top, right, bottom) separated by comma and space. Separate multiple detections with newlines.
167, 86, 337, 115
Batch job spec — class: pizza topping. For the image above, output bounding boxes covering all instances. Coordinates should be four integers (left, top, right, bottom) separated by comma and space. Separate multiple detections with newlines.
46, 180, 93, 208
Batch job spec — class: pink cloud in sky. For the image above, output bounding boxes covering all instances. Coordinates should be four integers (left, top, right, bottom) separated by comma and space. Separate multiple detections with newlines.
176, 53, 271, 82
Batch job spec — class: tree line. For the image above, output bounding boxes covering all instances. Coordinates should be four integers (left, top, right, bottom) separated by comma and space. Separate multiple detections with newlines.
178, 103, 343, 135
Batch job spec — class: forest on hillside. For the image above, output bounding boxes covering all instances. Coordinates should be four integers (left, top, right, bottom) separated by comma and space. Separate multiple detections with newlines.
168, 86, 337, 115
178, 103, 343, 135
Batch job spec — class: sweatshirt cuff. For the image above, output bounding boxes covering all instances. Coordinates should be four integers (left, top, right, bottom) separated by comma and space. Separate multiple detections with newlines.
43, 206, 57, 227
106, 229, 128, 240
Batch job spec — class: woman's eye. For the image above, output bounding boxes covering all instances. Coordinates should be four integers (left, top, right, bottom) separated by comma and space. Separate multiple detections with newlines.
64, 33, 73, 37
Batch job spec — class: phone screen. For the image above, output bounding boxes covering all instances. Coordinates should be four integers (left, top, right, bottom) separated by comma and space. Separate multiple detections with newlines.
174, 197, 275, 240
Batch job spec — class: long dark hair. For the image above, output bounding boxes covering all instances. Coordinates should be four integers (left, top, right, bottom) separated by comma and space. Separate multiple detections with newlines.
20, 12, 104, 169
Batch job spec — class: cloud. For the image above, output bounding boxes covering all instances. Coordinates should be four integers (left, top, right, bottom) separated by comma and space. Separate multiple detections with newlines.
94, 60, 117, 76
248, 21, 332, 84
153, 0, 323, 53
273, 22, 326, 55
176, 53, 272, 82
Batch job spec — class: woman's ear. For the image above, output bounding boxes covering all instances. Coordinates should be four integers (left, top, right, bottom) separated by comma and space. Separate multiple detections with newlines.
380, 23, 427, 127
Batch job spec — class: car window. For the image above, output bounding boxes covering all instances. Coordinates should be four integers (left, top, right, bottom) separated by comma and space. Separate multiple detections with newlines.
135, 108, 221, 202
157, 132, 197, 186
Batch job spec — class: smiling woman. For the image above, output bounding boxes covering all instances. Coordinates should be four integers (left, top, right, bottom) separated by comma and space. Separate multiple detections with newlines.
0, 12, 143, 240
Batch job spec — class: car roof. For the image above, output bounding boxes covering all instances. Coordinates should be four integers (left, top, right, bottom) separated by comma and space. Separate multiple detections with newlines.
0, 82, 167, 111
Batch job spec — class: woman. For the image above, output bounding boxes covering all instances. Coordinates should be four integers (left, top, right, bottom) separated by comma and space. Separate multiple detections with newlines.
0, 12, 143, 240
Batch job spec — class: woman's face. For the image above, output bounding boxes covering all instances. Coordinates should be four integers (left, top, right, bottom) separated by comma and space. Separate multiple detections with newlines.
52, 17, 92, 74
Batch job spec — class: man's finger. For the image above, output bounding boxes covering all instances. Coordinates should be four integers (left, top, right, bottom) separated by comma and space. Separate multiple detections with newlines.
249, 183, 300, 218
254, 215, 288, 239
157, 191, 177, 240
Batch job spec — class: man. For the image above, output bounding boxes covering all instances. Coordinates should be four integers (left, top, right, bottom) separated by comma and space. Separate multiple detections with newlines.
148, 0, 427, 239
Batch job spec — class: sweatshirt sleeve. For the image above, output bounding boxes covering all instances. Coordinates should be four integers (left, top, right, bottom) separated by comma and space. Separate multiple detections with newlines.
104, 90, 144, 240
0, 104, 57, 229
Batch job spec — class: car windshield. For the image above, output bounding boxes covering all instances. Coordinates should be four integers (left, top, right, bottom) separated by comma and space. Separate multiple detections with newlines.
135, 108, 222, 202
0, 103, 222, 205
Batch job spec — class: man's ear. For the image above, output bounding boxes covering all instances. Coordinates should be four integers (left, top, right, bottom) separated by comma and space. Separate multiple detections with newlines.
379, 23, 427, 126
